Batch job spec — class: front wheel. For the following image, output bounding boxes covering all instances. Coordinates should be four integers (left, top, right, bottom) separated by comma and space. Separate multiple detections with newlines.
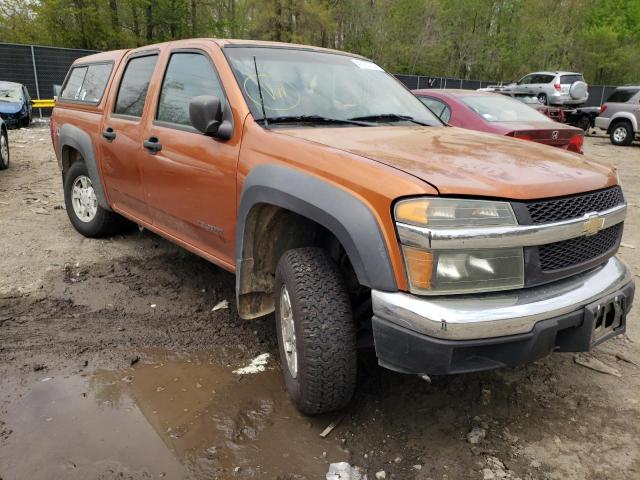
0, 130, 9, 170
610, 121, 634, 146
63, 161, 122, 237
275, 247, 357, 415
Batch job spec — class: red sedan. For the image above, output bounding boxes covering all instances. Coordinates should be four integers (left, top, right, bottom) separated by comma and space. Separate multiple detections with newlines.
412, 89, 584, 153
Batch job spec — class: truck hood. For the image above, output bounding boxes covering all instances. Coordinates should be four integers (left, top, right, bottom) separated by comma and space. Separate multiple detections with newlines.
277, 125, 615, 199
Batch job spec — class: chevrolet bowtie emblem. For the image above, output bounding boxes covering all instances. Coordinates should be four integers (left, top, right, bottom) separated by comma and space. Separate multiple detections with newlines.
583, 213, 605, 236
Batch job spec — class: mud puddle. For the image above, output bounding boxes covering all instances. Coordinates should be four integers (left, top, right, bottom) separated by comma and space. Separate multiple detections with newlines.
0, 351, 348, 480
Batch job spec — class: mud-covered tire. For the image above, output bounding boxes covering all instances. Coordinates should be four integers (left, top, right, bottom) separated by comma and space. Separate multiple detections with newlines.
0, 129, 9, 170
63, 161, 122, 238
275, 247, 357, 415
610, 121, 634, 146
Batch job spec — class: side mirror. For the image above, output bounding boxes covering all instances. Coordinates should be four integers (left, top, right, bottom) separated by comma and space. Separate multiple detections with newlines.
189, 95, 233, 140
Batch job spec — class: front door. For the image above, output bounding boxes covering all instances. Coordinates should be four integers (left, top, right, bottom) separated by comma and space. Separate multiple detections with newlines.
99, 52, 159, 224
140, 47, 240, 267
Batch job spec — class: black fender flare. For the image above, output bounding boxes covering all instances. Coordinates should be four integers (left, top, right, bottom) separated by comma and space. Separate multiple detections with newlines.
58, 124, 111, 211
236, 164, 398, 302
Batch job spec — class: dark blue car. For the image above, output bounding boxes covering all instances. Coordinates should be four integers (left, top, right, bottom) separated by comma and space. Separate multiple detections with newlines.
0, 81, 32, 128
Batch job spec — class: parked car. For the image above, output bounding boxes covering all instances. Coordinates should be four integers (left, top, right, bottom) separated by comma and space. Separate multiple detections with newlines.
413, 89, 584, 153
0, 81, 32, 128
499, 71, 589, 106
0, 116, 9, 169
595, 86, 640, 146
564, 106, 600, 132
51, 39, 634, 414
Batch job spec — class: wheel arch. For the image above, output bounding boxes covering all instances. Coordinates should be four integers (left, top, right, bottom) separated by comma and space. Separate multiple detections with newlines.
607, 112, 638, 133
58, 124, 111, 211
236, 164, 397, 319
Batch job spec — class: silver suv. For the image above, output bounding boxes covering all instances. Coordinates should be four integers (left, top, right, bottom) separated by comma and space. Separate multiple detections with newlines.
504, 71, 589, 106
595, 86, 640, 146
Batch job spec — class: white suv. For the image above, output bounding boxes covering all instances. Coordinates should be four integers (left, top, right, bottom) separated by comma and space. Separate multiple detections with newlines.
504, 71, 589, 106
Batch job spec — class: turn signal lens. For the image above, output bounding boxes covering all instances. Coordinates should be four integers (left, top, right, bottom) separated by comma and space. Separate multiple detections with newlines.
395, 199, 431, 226
402, 246, 433, 290
395, 198, 517, 228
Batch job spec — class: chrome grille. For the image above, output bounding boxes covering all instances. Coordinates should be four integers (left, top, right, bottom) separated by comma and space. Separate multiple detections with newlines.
526, 186, 624, 224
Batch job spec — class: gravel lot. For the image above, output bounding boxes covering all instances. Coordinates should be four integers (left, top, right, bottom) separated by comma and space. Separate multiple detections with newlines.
0, 123, 639, 480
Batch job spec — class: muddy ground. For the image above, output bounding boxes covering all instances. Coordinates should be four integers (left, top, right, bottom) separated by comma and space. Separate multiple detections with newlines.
0, 123, 639, 480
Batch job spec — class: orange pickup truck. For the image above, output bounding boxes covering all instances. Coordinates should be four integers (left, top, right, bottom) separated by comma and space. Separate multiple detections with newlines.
51, 39, 634, 414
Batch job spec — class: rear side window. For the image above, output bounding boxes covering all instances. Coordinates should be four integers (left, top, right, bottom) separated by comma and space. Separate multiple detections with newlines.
60, 67, 87, 100
561, 74, 584, 84
60, 63, 112, 103
607, 89, 639, 103
156, 52, 226, 127
114, 54, 158, 117
537, 74, 555, 83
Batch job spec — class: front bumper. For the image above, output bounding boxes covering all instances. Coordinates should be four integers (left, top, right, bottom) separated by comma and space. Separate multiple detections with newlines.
595, 116, 611, 131
372, 257, 635, 374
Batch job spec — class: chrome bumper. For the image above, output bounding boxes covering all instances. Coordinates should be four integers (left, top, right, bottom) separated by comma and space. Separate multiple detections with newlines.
372, 257, 633, 341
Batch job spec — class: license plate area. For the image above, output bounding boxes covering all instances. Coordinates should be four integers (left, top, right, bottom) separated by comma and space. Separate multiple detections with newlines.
586, 293, 626, 346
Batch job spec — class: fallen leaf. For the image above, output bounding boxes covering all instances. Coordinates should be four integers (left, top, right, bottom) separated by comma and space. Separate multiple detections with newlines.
212, 299, 229, 312
574, 353, 621, 377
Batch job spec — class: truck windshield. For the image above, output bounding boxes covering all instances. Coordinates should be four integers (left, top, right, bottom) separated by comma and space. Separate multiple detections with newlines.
224, 46, 441, 127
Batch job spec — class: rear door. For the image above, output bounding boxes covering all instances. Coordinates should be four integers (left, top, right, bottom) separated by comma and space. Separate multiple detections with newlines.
99, 51, 159, 223
140, 45, 241, 267
531, 74, 552, 94
515, 74, 534, 94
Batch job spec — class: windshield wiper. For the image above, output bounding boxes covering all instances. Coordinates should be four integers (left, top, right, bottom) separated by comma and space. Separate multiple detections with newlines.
348, 113, 430, 126
259, 115, 371, 127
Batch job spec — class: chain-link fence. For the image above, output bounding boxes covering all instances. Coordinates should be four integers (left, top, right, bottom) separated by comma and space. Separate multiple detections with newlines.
394, 74, 619, 108
0, 42, 97, 117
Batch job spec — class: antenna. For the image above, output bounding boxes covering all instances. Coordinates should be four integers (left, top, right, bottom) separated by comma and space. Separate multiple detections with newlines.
253, 56, 268, 126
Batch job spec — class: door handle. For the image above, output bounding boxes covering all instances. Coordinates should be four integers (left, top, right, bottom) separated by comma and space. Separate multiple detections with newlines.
143, 137, 162, 153
102, 127, 116, 140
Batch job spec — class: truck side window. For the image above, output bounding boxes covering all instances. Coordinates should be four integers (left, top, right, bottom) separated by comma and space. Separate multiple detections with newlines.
157, 52, 226, 127
60, 63, 113, 103
114, 54, 158, 118
60, 66, 88, 100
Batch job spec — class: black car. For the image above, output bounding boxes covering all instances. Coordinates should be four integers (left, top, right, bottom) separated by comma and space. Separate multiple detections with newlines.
564, 106, 600, 131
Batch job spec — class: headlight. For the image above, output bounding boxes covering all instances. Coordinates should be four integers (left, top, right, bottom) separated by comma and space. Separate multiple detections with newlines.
396, 198, 523, 295
395, 197, 517, 227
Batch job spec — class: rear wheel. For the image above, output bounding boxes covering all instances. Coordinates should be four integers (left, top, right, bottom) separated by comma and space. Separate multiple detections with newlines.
610, 121, 634, 146
577, 115, 591, 132
64, 161, 122, 237
0, 130, 9, 170
275, 247, 357, 415
537, 93, 548, 105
